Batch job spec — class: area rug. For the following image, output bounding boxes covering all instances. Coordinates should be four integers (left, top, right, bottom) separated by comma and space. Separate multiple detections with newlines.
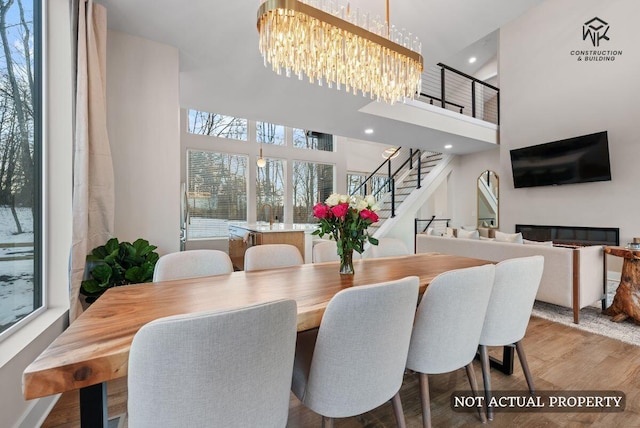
531, 300, 640, 347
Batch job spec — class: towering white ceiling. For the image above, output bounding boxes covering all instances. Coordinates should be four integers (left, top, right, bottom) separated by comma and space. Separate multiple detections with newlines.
98, 0, 543, 153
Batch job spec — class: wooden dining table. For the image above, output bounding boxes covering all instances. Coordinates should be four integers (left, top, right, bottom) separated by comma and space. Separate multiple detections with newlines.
23, 253, 499, 427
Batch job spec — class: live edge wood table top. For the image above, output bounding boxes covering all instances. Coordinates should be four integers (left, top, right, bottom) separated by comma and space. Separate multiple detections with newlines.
604, 246, 640, 259
23, 253, 491, 401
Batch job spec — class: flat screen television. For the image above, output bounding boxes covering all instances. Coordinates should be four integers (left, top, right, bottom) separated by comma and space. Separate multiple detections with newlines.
510, 131, 611, 188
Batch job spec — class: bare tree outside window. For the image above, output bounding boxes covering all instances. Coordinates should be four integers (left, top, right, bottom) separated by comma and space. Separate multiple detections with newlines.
188, 110, 248, 141
255, 122, 285, 222
256, 158, 285, 222
183, 110, 338, 233
347, 173, 389, 199
187, 150, 248, 239
293, 161, 334, 223
292, 129, 334, 152
257, 121, 285, 145
0, 0, 39, 335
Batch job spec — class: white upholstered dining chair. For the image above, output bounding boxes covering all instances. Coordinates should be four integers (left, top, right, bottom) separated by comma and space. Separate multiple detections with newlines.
367, 237, 411, 258
478, 255, 544, 420
406, 264, 495, 428
127, 299, 297, 428
152, 249, 234, 281
244, 243, 303, 271
291, 276, 419, 427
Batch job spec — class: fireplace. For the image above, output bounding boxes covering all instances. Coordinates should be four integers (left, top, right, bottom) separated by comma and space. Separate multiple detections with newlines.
515, 224, 619, 246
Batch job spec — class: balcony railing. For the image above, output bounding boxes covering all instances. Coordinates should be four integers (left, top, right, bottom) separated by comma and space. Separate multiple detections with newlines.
419, 63, 500, 125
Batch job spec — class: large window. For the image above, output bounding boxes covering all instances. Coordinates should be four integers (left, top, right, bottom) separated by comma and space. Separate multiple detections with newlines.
187, 150, 248, 238
256, 158, 285, 222
183, 109, 339, 227
293, 129, 334, 151
347, 173, 389, 198
293, 161, 334, 223
187, 110, 248, 140
257, 122, 285, 146
0, 0, 40, 336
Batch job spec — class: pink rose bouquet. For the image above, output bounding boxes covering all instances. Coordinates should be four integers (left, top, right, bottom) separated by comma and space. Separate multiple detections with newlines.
312, 193, 380, 273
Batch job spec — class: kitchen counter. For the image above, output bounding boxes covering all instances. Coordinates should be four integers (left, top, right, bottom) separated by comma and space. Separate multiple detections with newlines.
229, 223, 318, 233
229, 223, 315, 269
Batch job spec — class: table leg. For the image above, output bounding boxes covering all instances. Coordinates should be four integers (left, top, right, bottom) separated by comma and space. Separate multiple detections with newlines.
79, 382, 108, 428
602, 250, 608, 311
476, 345, 514, 375
490, 345, 515, 375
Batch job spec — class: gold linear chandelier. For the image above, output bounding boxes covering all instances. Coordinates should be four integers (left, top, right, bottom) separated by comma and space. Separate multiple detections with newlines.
257, 0, 423, 105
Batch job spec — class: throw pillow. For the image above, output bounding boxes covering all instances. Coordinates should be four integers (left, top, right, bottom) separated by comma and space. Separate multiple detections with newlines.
523, 238, 553, 246
457, 229, 480, 240
494, 231, 523, 244
477, 227, 497, 239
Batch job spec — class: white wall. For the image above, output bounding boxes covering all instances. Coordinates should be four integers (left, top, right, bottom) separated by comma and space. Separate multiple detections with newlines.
498, 0, 639, 260
413, 148, 501, 231
474, 56, 498, 82
450, 149, 500, 227
426, 0, 640, 258
344, 137, 391, 174
417, 169, 453, 223
107, 31, 181, 255
435, 0, 640, 271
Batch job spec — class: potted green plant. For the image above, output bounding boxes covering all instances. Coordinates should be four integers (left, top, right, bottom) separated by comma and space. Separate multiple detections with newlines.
80, 237, 159, 303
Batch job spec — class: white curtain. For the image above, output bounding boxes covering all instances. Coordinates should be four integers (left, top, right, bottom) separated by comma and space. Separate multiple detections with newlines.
70, 0, 114, 321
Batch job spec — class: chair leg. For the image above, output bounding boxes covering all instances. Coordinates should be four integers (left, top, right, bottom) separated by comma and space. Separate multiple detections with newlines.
478, 345, 493, 421
391, 391, 407, 428
515, 341, 535, 394
321, 415, 334, 428
465, 363, 487, 424
419, 372, 432, 428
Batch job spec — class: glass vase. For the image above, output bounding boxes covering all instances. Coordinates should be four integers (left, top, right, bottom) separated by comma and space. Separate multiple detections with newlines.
339, 248, 355, 275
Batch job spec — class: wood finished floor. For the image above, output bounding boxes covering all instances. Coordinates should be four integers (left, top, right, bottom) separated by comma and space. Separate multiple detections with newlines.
42, 316, 640, 428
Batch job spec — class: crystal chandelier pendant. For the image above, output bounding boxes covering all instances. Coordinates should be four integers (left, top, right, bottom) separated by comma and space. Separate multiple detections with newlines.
256, 0, 423, 105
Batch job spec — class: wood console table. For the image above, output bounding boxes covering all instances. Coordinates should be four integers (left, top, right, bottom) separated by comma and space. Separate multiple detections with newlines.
23, 253, 501, 428
603, 246, 640, 323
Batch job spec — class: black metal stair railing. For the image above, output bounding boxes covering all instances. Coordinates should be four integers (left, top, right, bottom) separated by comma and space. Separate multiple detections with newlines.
350, 148, 429, 219
348, 147, 400, 201
419, 63, 500, 125
414, 216, 452, 235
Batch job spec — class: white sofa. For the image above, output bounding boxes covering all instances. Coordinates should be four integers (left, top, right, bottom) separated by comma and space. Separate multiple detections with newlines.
415, 234, 605, 323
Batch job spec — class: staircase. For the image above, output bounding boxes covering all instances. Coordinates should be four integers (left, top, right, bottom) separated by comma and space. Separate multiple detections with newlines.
352, 61, 500, 243
351, 149, 448, 236
371, 152, 442, 233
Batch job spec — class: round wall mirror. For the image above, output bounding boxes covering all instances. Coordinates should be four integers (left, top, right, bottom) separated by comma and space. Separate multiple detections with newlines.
477, 170, 499, 228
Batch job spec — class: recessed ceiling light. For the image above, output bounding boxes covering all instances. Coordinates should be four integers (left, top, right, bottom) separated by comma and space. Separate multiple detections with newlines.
444, 144, 453, 149
469, 57, 477, 64
364, 128, 374, 134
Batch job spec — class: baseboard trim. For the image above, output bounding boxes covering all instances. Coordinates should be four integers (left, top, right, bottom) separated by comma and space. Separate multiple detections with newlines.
14, 394, 61, 428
